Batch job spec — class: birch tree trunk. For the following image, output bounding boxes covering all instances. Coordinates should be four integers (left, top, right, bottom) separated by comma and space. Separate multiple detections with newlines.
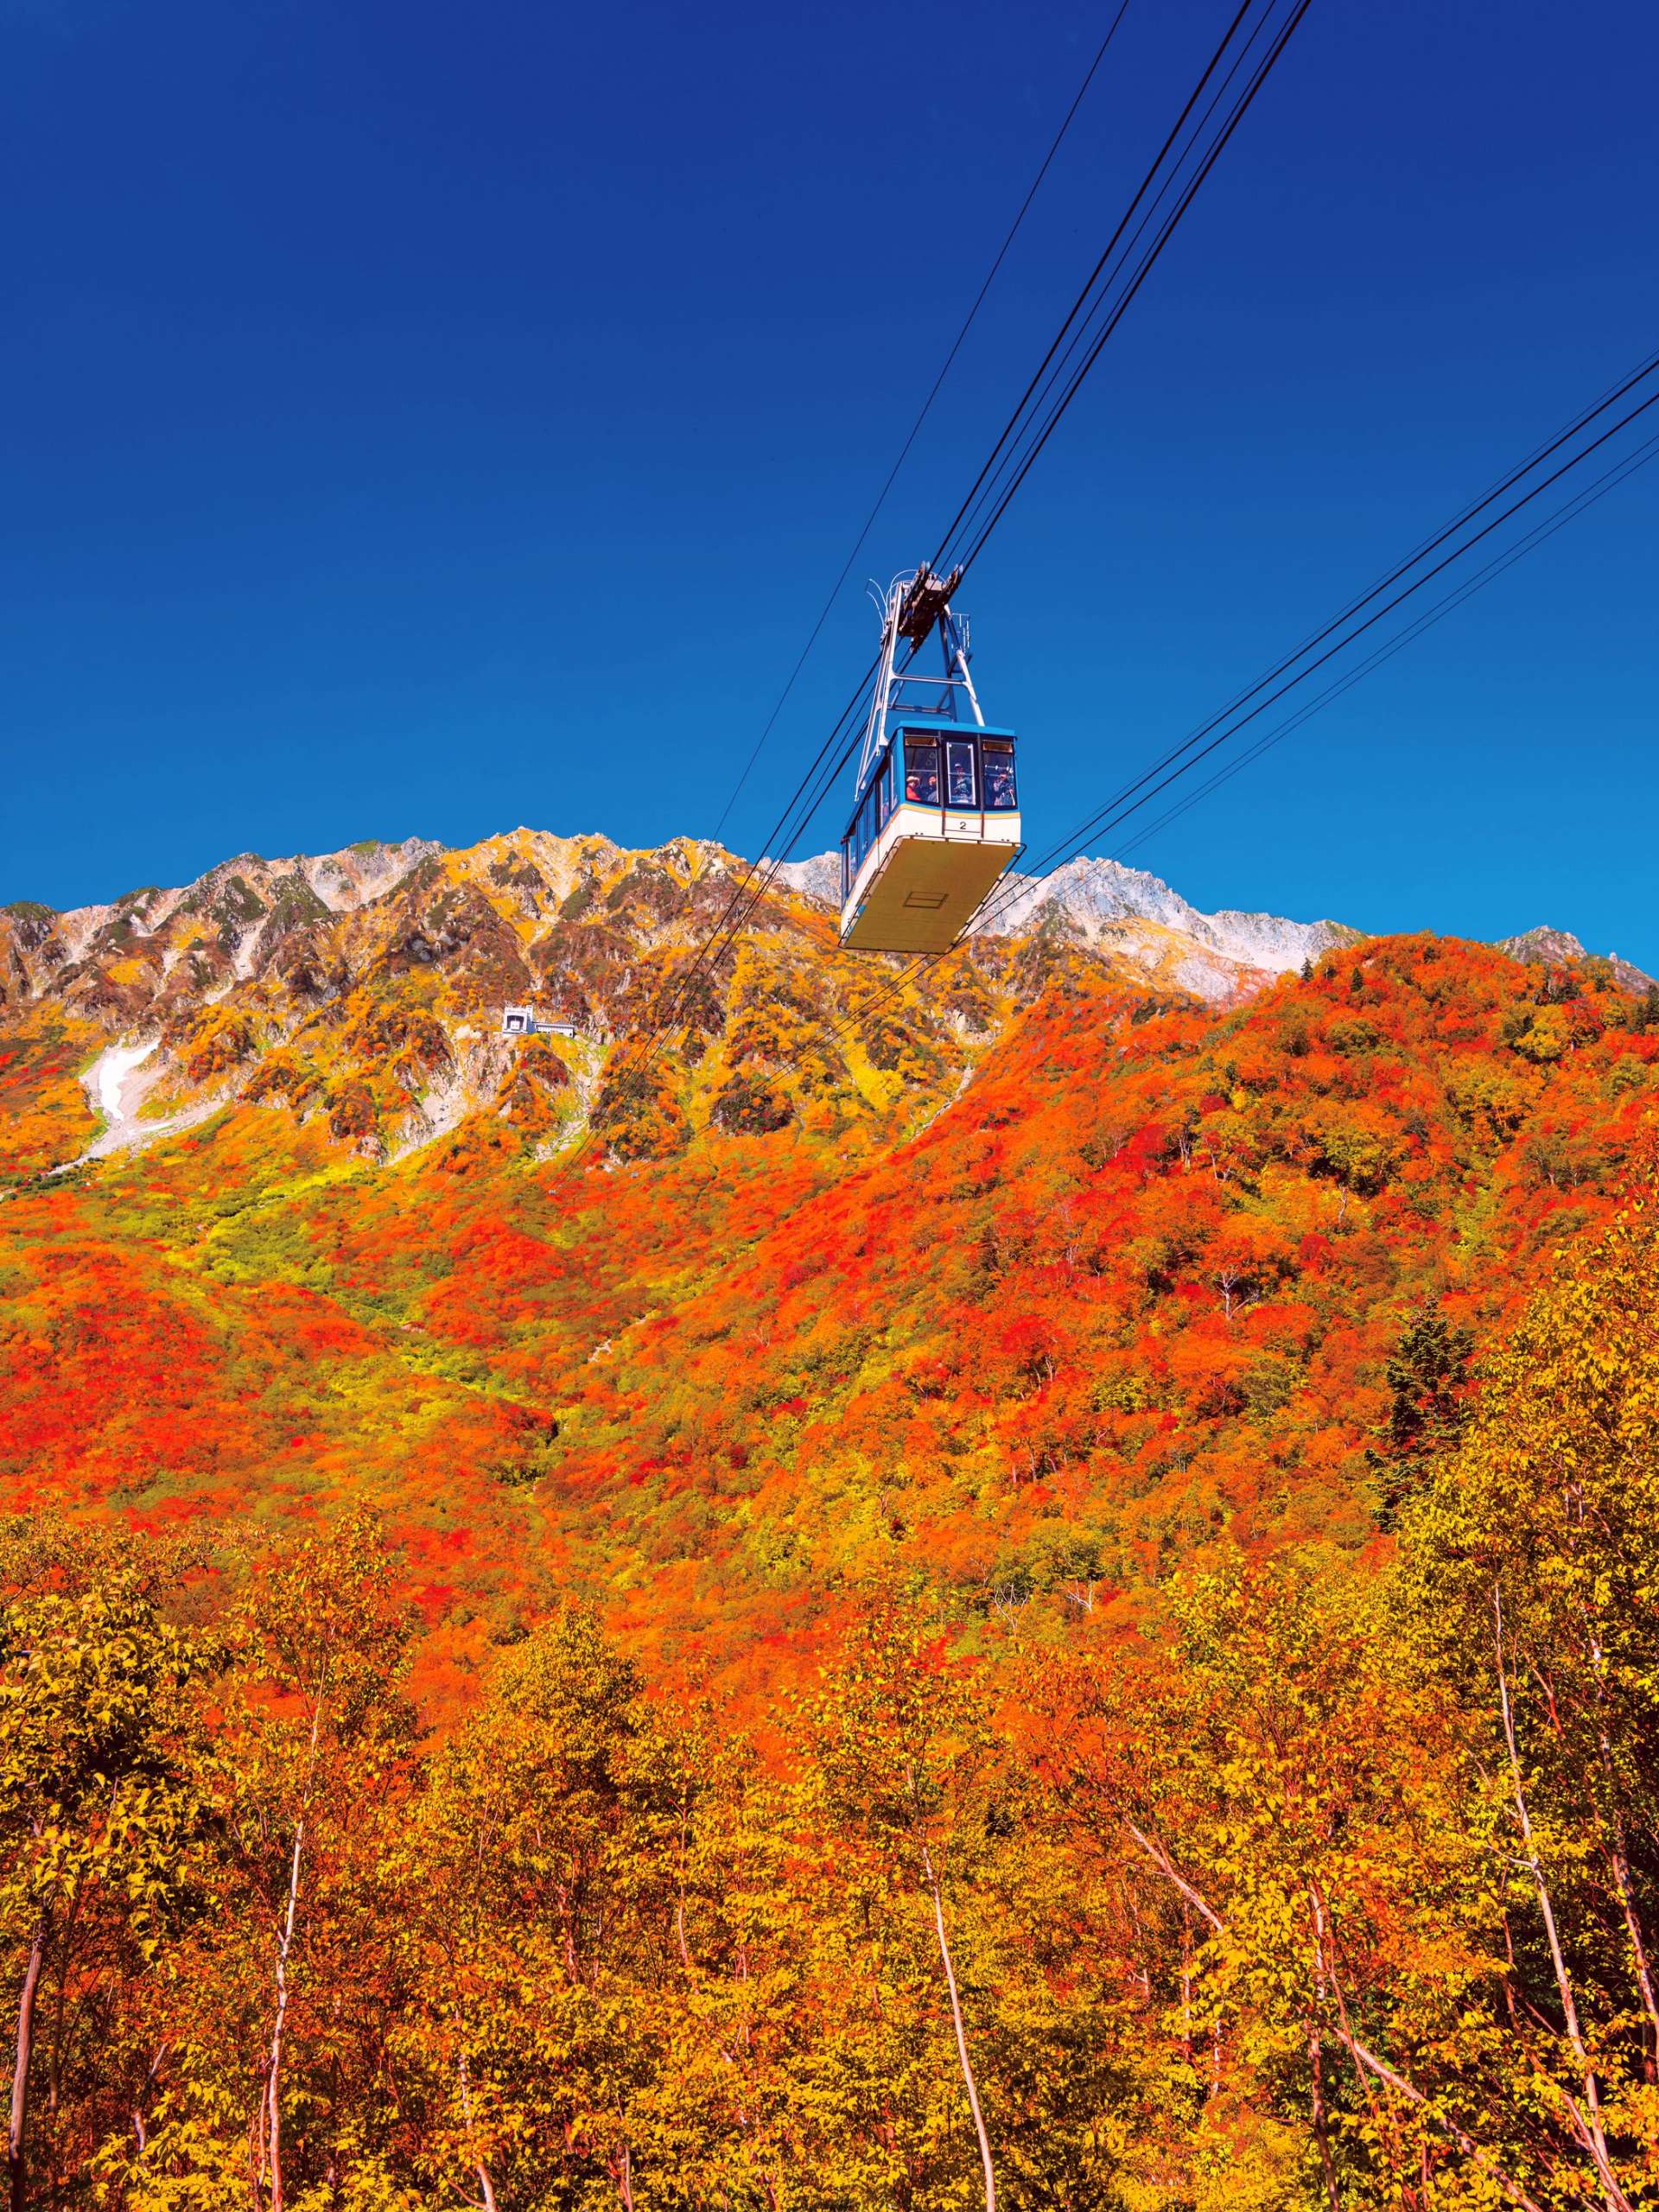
265, 1694, 324, 2212
1125, 1823, 1553, 2212
1492, 1588, 1625, 2212
8, 1918, 45, 2212
456, 2049, 497, 2212
920, 1840, 996, 2212
1306, 1889, 1342, 2212
266, 1815, 305, 2212
608, 2138, 634, 2212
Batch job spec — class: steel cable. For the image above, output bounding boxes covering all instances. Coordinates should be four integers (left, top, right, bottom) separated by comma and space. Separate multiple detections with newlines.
564, 0, 1312, 1157
821, 365, 1659, 1046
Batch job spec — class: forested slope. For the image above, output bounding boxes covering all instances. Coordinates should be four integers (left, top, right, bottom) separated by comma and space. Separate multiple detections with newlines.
3, 912, 1656, 1690
5, 834, 1659, 2203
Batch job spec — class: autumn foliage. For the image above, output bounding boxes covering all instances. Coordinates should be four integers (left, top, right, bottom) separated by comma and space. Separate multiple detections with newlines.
5, 895, 1659, 2201
6, 1180, 1659, 2205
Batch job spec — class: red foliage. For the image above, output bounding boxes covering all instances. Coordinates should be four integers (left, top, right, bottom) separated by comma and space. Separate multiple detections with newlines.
2, 933, 1656, 1708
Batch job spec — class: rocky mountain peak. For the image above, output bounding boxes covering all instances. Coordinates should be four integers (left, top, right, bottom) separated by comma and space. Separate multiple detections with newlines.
772, 848, 1359, 994
977, 855, 1361, 972
8, 826, 1654, 1185
1497, 925, 1656, 996
1500, 924, 1592, 966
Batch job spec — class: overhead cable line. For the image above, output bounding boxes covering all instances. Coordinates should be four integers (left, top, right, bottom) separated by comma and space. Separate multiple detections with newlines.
908, 368, 1659, 1007
727, 0, 1316, 976
757, 0, 1314, 872
562, 7, 1150, 1170
1000, 365, 1659, 893
823, 352, 1659, 1041
709, 0, 1135, 843
574, 0, 1313, 1154
939, 0, 1308, 582
648, 0, 1312, 1026
1107, 427, 1659, 870
1210, 346, 1659, 694
556, 662, 875, 1168
920, 0, 1268, 575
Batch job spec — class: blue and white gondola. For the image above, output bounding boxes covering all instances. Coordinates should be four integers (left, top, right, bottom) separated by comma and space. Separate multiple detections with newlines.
838, 565, 1022, 955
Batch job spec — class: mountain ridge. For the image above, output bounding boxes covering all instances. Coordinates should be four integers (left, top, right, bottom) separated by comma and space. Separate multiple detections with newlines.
17, 831, 1646, 1006
5, 911, 1658, 1697
771, 844, 1655, 988
760, 847, 1356, 973
3, 826, 1650, 1185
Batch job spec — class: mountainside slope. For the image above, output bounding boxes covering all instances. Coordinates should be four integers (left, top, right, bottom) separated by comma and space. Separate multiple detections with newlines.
3, 829, 1297, 1185
981, 851, 1362, 970
526, 934, 1659, 1651
772, 846, 1360, 982
1498, 922, 1657, 995
4, 852, 1657, 1705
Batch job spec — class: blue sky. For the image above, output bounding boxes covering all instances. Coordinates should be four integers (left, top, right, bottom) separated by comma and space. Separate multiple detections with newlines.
5, 0, 1657, 963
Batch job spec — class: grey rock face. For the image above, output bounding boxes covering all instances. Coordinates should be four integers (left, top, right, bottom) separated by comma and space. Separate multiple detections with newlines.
1498, 925, 1656, 995
772, 849, 1358, 978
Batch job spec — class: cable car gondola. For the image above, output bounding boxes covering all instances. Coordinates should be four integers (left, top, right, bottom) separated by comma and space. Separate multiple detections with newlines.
838, 564, 1022, 954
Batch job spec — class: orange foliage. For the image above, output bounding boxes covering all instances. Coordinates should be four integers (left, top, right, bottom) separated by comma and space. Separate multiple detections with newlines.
2, 931, 1656, 1719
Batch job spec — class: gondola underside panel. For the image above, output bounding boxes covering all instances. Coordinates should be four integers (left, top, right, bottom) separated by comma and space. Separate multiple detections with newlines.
840, 828, 1019, 954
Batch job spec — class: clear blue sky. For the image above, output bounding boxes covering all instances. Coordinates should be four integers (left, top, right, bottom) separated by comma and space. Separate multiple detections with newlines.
5, 0, 1657, 962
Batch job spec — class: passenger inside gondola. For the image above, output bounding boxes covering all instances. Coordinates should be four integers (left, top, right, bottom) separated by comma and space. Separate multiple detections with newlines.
982, 742, 1016, 810
905, 738, 939, 804
945, 739, 976, 808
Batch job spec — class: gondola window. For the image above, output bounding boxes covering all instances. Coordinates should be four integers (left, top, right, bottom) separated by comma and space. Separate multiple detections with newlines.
982, 740, 1016, 810
945, 740, 977, 809
905, 740, 940, 805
